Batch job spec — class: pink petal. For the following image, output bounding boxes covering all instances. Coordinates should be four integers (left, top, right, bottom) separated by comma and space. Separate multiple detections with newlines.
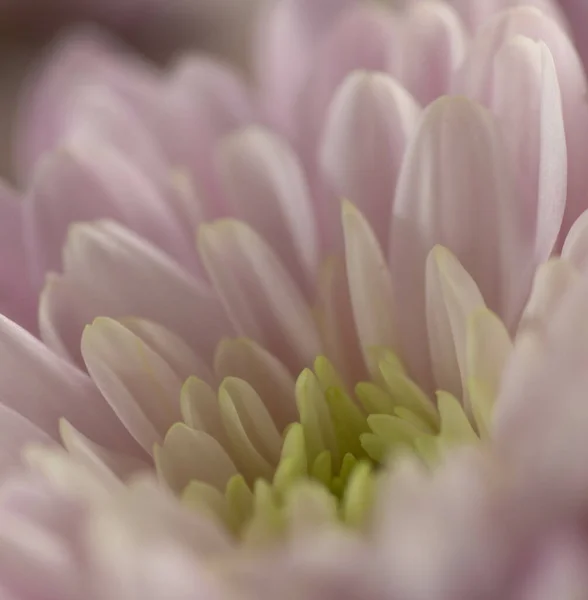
24, 135, 194, 289
162, 56, 254, 220
342, 201, 395, 376
217, 126, 318, 290
14, 27, 160, 183
321, 71, 420, 248
390, 1, 467, 105
494, 275, 588, 512
562, 210, 588, 270
390, 97, 521, 389
0, 183, 37, 333
296, 3, 395, 165
198, 219, 322, 374
214, 338, 297, 430
41, 221, 232, 364
82, 318, 183, 453
491, 37, 566, 264
454, 6, 588, 245
425, 246, 485, 404
254, 0, 355, 135
0, 315, 139, 456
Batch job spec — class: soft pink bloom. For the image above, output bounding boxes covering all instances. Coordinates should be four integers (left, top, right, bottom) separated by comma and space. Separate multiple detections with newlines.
0, 0, 587, 596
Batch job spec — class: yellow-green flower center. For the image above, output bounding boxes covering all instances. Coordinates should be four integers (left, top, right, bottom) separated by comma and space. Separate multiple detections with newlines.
157, 347, 493, 545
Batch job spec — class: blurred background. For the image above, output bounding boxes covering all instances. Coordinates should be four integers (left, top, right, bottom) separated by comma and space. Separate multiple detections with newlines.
0, 0, 265, 179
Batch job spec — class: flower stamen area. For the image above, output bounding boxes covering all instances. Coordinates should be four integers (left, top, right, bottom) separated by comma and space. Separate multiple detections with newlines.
156, 348, 493, 545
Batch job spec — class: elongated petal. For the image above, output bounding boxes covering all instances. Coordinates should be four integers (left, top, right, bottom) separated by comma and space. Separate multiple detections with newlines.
297, 4, 395, 162
315, 257, 366, 387
214, 338, 297, 429
162, 56, 253, 219
455, 6, 588, 243
198, 220, 321, 374
0, 183, 36, 332
255, 0, 354, 134
342, 202, 395, 376
53, 220, 231, 362
81, 318, 183, 453
390, 1, 466, 105
15, 28, 160, 182
321, 71, 420, 247
390, 97, 520, 388
495, 275, 588, 510
155, 424, 238, 494
491, 37, 566, 264
562, 210, 588, 270
426, 246, 485, 404
217, 127, 318, 288
0, 315, 139, 455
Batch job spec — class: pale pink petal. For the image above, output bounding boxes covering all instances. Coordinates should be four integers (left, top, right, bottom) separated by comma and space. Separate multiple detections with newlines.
0, 406, 55, 477
519, 258, 580, 332
0, 315, 139, 456
562, 210, 588, 270
297, 3, 396, 164
120, 319, 214, 385
390, 97, 521, 389
24, 135, 194, 288
0, 183, 37, 333
491, 37, 566, 264
217, 126, 318, 289
454, 6, 588, 244
162, 56, 254, 219
450, 0, 566, 32
198, 220, 321, 374
321, 71, 420, 247
494, 275, 588, 511
425, 246, 485, 405
14, 28, 160, 183
214, 338, 297, 430
315, 257, 366, 387
342, 202, 395, 377
390, 1, 467, 105
46, 220, 232, 363
255, 0, 355, 135
81, 318, 183, 453
155, 424, 238, 494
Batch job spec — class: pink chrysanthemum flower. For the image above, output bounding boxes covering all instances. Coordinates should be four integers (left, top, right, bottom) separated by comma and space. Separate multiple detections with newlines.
2, 0, 588, 596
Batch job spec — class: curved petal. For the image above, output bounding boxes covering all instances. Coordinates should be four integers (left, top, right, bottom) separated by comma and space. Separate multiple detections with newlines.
321, 71, 420, 247
390, 1, 467, 105
390, 97, 521, 388
217, 126, 318, 289
425, 246, 485, 405
0, 315, 139, 456
198, 219, 321, 374
82, 318, 183, 453
48, 220, 232, 363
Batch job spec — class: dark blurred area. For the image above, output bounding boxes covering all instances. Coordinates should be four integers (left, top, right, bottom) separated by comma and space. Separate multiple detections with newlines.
0, 0, 264, 180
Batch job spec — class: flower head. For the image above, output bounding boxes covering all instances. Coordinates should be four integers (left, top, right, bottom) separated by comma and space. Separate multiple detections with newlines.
1, 0, 588, 596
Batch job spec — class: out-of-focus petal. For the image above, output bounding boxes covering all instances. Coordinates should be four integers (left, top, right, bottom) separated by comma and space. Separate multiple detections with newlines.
14, 28, 160, 183
42, 220, 232, 364
0, 183, 36, 332
391, 1, 467, 105
390, 96, 521, 389
342, 201, 395, 377
455, 6, 588, 243
217, 126, 318, 289
81, 318, 183, 453
425, 246, 485, 404
321, 71, 420, 247
494, 275, 588, 512
561, 210, 588, 270
0, 315, 139, 456
198, 219, 321, 374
